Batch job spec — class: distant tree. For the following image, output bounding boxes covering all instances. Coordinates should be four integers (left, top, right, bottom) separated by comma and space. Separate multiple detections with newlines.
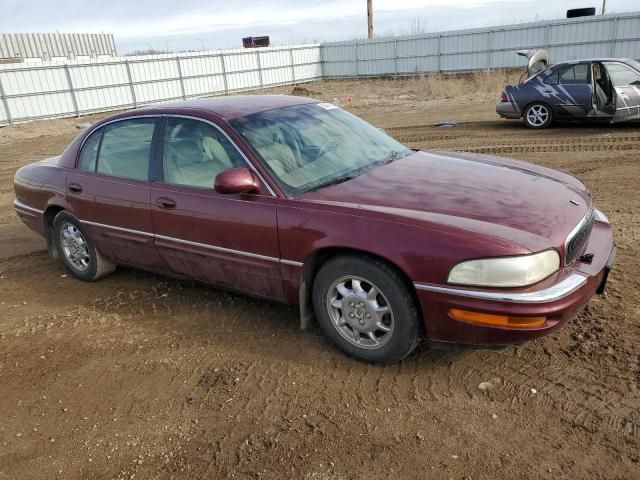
125, 49, 168, 56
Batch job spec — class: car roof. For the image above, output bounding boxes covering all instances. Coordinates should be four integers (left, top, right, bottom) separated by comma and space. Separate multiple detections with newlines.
555, 57, 635, 65
137, 94, 318, 120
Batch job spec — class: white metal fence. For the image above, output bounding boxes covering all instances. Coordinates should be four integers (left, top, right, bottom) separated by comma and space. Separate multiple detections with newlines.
2, 12, 640, 126
322, 12, 640, 77
0, 44, 322, 125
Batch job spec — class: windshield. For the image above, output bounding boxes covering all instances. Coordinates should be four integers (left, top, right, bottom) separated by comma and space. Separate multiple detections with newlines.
229, 103, 411, 196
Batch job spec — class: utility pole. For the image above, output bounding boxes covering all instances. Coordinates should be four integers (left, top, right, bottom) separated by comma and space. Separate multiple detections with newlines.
601, 0, 606, 14
367, 0, 373, 39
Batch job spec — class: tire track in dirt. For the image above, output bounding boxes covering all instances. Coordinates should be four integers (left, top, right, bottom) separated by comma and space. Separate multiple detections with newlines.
459, 142, 640, 155
2, 97, 640, 479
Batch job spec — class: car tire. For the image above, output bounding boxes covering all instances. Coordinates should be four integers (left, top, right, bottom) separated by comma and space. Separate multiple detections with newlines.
523, 102, 553, 129
312, 254, 422, 363
52, 211, 115, 281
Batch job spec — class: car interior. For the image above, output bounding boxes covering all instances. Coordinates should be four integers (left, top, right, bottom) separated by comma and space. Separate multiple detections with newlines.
96, 121, 155, 180
242, 122, 304, 178
592, 63, 615, 114
163, 120, 244, 188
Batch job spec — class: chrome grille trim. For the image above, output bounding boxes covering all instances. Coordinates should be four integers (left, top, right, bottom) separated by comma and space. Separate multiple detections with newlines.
564, 208, 595, 265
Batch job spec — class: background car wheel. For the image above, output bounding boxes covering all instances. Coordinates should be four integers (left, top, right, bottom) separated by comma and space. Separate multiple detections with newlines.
53, 211, 115, 282
312, 254, 422, 363
523, 102, 553, 129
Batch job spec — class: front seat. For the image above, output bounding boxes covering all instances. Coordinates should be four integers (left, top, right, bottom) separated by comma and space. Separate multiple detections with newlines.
202, 136, 234, 170
244, 127, 299, 177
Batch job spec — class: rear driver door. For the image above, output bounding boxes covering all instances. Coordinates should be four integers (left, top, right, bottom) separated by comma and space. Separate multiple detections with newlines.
67, 116, 164, 271
543, 63, 592, 119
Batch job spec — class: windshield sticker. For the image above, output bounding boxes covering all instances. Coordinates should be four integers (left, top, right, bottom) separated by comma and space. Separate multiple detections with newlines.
317, 102, 340, 110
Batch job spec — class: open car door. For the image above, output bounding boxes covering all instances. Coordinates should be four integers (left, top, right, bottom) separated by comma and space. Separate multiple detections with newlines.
517, 49, 549, 82
603, 62, 640, 123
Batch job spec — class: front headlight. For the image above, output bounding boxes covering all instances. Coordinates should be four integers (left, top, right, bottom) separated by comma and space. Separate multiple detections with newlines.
448, 250, 560, 288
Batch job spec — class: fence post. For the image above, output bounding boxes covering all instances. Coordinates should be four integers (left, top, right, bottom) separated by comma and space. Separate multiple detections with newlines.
319, 44, 324, 78
63, 64, 80, 117
545, 22, 552, 52
124, 60, 137, 108
289, 47, 296, 84
175, 56, 187, 100
610, 16, 619, 57
256, 50, 264, 87
437, 35, 442, 74
487, 30, 493, 71
219, 53, 229, 95
0, 74, 13, 125
355, 41, 359, 77
394, 38, 398, 77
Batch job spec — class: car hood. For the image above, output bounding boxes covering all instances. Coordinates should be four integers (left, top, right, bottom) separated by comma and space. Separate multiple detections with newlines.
299, 150, 592, 252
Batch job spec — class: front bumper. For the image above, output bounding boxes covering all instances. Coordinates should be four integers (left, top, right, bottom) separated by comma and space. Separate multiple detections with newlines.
414, 218, 614, 345
496, 101, 521, 119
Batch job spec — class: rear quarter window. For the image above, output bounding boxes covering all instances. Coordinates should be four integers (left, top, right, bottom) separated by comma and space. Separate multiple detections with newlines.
78, 129, 102, 171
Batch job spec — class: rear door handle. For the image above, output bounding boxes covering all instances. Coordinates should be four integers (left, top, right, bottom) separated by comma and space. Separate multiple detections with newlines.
156, 197, 176, 209
68, 183, 83, 193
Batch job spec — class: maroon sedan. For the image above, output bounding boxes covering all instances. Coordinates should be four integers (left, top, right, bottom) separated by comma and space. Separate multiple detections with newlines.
13, 96, 615, 363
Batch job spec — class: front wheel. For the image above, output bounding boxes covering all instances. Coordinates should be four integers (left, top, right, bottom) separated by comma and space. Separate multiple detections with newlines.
523, 102, 553, 129
52, 211, 115, 281
312, 255, 422, 363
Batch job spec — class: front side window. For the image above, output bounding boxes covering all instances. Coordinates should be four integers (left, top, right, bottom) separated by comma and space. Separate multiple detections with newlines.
604, 62, 640, 87
96, 118, 156, 180
78, 129, 102, 171
229, 103, 411, 196
162, 118, 246, 188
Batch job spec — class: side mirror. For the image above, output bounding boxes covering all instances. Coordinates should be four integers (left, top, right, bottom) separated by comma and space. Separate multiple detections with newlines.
214, 167, 258, 194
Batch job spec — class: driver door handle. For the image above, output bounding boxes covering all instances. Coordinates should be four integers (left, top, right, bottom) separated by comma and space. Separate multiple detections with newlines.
68, 183, 83, 193
156, 197, 176, 209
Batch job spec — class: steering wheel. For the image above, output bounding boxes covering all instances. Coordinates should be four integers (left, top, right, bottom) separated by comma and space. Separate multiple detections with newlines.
316, 140, 338, 161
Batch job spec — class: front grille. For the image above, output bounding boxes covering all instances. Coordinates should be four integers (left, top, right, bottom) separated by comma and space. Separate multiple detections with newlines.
565, 209, 595, 265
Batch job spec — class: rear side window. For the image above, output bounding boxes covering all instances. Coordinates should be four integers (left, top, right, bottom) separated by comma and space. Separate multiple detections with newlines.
96, 119, 156, 180
545, 64, 590, 85
78, 129, 102, 171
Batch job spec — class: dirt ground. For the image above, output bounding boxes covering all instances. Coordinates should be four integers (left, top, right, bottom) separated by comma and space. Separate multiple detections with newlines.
1, 77, 639, 480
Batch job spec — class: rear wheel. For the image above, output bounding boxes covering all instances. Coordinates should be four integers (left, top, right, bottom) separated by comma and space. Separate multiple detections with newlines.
53, 211, 115, 281
523, 102, 553, 129
312, 255, 421, 363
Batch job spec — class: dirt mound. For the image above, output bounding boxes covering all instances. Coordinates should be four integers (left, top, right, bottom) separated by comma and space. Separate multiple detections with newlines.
290, 84, 323, 97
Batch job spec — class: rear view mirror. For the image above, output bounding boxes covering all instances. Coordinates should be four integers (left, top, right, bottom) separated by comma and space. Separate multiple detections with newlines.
214, 167, 257, 194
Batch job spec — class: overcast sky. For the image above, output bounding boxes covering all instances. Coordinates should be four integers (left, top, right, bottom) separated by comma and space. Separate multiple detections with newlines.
3, 0, 640, 53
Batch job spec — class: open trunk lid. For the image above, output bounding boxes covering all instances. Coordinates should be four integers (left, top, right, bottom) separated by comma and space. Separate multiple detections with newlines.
516, 49, 549, 82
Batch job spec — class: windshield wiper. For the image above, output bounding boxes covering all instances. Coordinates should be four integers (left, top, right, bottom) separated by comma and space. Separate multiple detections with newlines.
380, 149, 410, 165
305, 150, 410, 193
306, 173, 358, 192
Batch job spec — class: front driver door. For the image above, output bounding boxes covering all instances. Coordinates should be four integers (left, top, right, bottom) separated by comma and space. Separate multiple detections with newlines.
150, 116, 284, 300
604, 62, 640, 122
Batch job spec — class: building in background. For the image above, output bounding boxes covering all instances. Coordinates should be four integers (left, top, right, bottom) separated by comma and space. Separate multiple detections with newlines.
0, 33, 116, 64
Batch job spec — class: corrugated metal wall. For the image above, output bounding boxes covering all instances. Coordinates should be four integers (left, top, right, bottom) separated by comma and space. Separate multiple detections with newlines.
0, 44, 322, 124
0, 33, 116, 61
2, 12, 640, 125
322, 12, 640, 77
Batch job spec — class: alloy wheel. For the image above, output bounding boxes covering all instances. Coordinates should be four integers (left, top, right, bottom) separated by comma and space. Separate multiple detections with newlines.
526, 105, 550, 127
326, 275, 395, 349
59, 222, 91, 272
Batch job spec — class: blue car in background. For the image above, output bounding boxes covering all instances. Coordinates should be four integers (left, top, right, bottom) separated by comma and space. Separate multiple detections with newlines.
497, 50, 640, 128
